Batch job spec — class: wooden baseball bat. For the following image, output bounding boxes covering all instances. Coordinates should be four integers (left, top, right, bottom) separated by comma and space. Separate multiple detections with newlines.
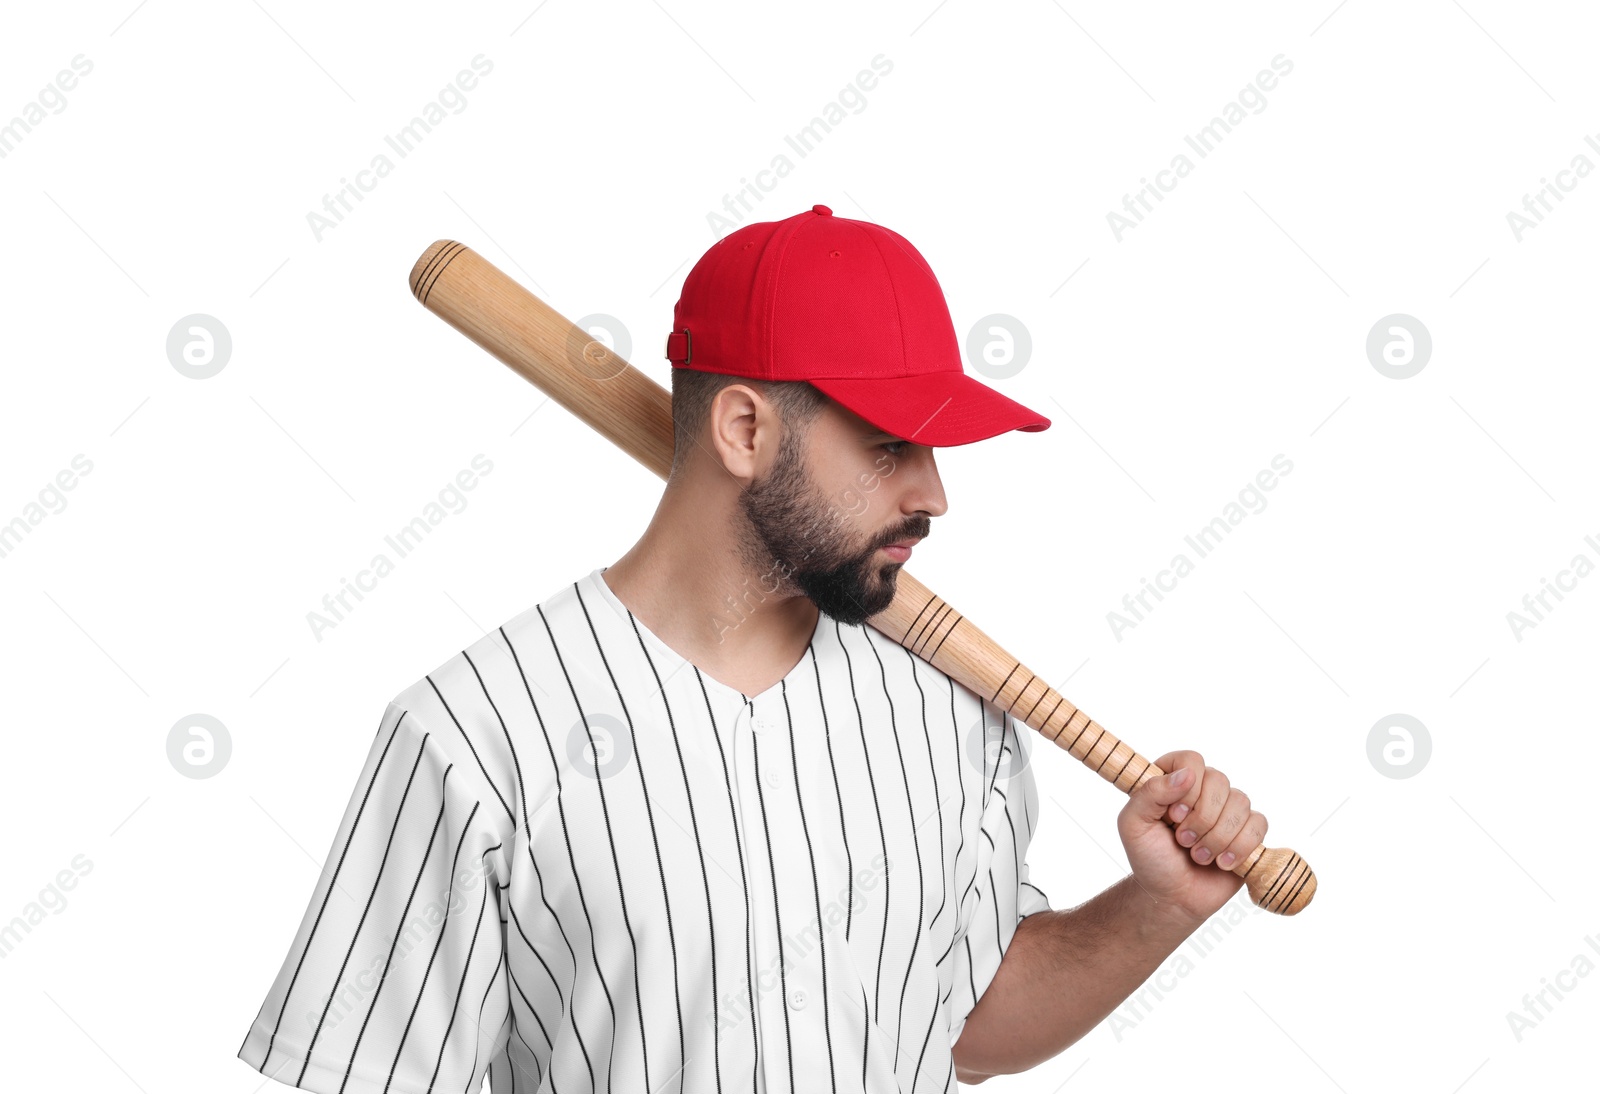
407, 239, 1316, 916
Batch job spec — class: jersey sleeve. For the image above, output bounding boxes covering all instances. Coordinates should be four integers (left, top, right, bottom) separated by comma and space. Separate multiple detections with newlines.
236, 697, 515, 1094
947, 709, 1052, 1049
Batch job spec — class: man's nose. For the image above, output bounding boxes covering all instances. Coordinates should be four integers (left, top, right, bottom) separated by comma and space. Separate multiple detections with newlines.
908, 451, 947, 519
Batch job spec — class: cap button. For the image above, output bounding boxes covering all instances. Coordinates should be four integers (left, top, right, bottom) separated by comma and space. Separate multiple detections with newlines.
812, 204, 832, 216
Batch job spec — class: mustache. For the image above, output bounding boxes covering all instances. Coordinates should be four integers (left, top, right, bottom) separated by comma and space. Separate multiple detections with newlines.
874, 520, 930, 550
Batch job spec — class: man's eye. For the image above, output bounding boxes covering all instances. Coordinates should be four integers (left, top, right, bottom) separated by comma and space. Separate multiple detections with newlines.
880, 441, 907, 456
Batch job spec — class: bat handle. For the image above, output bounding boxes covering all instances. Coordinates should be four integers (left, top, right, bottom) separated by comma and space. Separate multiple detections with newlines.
1027, 693, 1316, 916
876, 573, 1317, 916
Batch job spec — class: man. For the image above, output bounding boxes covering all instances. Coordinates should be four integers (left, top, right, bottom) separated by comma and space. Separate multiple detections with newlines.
237, 204, 1268, 1093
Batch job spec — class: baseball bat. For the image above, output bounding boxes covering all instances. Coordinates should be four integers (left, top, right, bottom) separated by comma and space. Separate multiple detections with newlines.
407, 240, 1316, 916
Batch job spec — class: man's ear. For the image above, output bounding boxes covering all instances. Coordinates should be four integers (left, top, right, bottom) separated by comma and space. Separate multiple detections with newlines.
707, 383, 775, 480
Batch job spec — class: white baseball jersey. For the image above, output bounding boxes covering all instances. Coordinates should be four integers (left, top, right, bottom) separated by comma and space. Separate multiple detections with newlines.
238, 565, 1050, 1093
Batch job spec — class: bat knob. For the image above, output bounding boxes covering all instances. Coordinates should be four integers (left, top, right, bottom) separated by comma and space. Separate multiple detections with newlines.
410, 240, 467, 305
1233, 845, 1316, 915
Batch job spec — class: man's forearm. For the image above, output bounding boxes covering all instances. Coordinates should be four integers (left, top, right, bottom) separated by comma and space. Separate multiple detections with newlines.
952, 874, 1204, 1082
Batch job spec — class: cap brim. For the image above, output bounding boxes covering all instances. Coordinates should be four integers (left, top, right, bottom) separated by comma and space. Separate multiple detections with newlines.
807, 370, 1051, 447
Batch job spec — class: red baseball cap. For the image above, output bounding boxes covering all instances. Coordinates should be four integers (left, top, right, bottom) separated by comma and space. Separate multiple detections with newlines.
665, 204, 1051, 447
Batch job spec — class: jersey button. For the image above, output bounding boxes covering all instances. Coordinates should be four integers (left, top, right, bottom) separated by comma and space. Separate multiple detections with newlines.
788, 988, 808, 1011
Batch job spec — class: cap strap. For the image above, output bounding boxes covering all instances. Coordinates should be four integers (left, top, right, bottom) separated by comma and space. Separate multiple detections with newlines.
665, 328, 692, 364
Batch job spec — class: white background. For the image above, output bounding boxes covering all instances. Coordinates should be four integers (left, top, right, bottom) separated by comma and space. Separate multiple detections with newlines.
2, 1, 1595, 1091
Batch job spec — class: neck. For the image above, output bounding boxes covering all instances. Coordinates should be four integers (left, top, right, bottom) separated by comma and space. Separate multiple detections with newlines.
602, 478, 820, 692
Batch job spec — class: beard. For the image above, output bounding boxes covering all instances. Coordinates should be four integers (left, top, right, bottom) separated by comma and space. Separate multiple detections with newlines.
737, 424, 927, 626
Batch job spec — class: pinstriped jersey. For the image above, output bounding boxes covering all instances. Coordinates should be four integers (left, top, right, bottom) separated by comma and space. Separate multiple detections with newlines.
238, 565, 1050, 1093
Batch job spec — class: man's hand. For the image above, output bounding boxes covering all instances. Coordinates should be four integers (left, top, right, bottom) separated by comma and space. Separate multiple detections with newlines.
1116, 750, 1268, 924
951, 752, 1269, 1079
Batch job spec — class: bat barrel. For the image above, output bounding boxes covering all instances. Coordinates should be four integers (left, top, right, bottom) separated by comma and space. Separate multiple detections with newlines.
410, 240, 675, 480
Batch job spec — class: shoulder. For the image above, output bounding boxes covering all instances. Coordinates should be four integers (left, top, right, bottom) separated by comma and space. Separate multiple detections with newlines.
387, 568, 598, 712
833, 611, 994, 710
378, 569, 602, 811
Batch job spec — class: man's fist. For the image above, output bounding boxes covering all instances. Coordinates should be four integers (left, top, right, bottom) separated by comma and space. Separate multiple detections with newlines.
1116, 751, 1269, 923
